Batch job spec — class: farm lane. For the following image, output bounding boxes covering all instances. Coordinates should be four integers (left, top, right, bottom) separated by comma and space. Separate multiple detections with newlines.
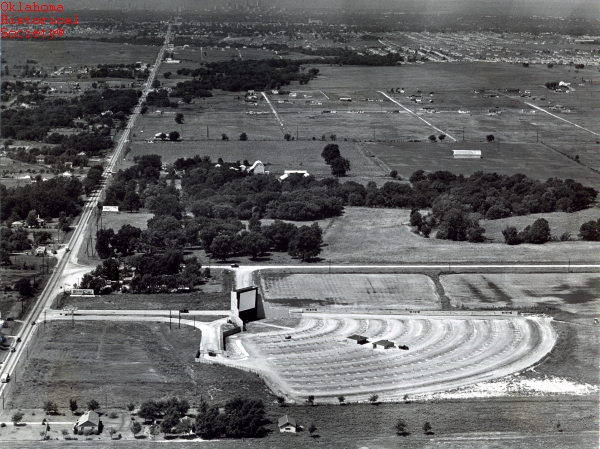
523, 101, 600, 136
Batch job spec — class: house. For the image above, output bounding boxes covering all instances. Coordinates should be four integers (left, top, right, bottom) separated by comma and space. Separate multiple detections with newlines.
74, 411, 100, 433
278, 415, 298, 433
246, 160, 265, 174
11, 221, 25, 229
35, 246, 46, 256
372, 339, 395, 350
36, 155, 46, 164
279, 170, 310, 181
59, 171, 74, 178
346, 334, 368, 345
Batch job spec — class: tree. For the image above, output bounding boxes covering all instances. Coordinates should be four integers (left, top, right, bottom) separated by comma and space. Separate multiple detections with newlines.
308, 423, 317, 437
423, 421, 433, 435
122, 191, 142, 213
95, 228, 115, 259
337, 396, 345, 405
221, 133, 229, 141
502, 226, 521, 245
486, 134, 495, 142
410, 210, 423, 228
127, 402, 135, 412
195, 400, 223, 438
276, 396, 286, 407
26, 209, 38, 227
288, 224, 322, 261
169, 131, 180, 141
395, 419, 409, 436
69, 399, 78, 415
210, 234, 233, 261
131, 421, 142, 437
284, 133, 291, 141
428, 134, 437, 142
160, 411, 180, 434
522, 218, 551, 244
369, 394, 379, 404
439, 134, 446, 141
175, 113, 184, 124
321, 143, 340, 164
164, 71, 172, 79
12, 412, 24, 426
140, 105, 148, 114
307, 395, 315, 405
330, 157, 351, 177
87, 399, 100, 411
579, 220, 600, 241
151, 80, 160, 88
138, 400, 160, 423
239, 132, 248, 141
43, 401, 58, 415
109, 427, 118, 439
389, 170, 398, 179
243, 233, 270, 259
14, 278, 33, 298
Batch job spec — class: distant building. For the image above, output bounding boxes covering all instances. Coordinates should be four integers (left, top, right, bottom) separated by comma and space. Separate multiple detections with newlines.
278, 415, 298, 433
279, 170, 309, 181
453, 150, 481, 159
36, 155, 46, 164
246, 160, 265, 174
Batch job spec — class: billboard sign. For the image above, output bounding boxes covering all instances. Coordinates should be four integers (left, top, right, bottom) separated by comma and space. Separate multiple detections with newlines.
71, 289, 95, 296
102, 206, 119, 212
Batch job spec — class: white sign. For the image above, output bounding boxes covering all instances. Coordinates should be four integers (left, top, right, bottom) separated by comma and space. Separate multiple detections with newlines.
71, 289, 94, 296
102, 206, 119, 212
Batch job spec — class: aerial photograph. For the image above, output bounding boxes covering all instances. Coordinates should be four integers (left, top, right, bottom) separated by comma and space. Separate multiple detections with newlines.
0, 0, 598, 447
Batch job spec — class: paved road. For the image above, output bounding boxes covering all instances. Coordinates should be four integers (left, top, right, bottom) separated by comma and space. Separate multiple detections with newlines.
0, 25, 173, 397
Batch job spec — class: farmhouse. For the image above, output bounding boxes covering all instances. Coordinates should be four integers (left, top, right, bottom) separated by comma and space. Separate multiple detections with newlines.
346, 334, 368, 345
73, 411, 100, 433
278, 415, 298, 433
372, 340, 395, 350
453, 150, 481, 159
36, 155, 46, 164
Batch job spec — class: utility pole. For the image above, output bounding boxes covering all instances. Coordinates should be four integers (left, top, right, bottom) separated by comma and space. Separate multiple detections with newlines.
207, 125, 209, 140
296, 125, 299, 141
178, 310, 181, 329
170, 310, 172, 330
536, 129, 538, 143
462, 127, 465, 141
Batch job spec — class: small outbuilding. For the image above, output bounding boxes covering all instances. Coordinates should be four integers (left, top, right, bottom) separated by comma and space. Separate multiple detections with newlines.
246, 160, 265, 174
453, 150, 481, 159
279, 170, 310, 181
372, 339, 395, 350
278, 415, 298, 433
346, 334, 368, 345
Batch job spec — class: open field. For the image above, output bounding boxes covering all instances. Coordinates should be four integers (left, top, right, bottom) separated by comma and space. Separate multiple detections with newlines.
1, 40, 158, 70
321, 207, 600, 264
260, 273, 440, 310
60, 291, 229, 311
128, 140, 385, 179
223, 314, 556, 402
368, 141, 600, 187
481, 208, 600, 242
440, 273, 600, 316
99, 210, 153, 231
4, 321, 273, 411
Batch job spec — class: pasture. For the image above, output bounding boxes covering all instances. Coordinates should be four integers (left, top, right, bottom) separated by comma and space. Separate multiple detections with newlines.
321, 207, 600, 264
440, 273, 600, 316
127, 140, 385, 179
367, 141, 600, 187
481, 208, 600, 243
225, 314, 556, 402
1, 40, 158, 70
259, 273, 440, 310
5, 321, 272, 411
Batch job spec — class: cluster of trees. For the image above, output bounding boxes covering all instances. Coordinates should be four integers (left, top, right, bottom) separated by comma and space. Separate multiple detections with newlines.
145, 89, 181, 108
502, 218, 552, 245
89, 64, 149, 79
138, 397, 190, 435
579, 218, 600, 241
95, 225, 142, 258
1, 177, 83, 221
302, 49, 405, 66
170, 59, 316, 97
83, 165, 104, 195
195, 398, 268, 439
321, 144, 351, 177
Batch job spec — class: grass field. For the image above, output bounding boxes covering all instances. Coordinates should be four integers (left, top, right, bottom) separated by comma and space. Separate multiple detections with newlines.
128, 140, 385, 180
321, 207, 600, 264
5, 321, 272, 411
440, 273, 600, 316
259, 273, 440, 310
1, 40, 159, 70
368, 141, 600, 188
481, 208, 600, 242
60, 291, 230, 311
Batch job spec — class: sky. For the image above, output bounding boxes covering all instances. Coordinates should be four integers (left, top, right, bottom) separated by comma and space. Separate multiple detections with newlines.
57, 0, 600, 15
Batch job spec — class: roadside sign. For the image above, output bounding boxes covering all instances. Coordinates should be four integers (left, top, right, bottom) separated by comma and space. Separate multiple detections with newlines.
102, 206, 119, 212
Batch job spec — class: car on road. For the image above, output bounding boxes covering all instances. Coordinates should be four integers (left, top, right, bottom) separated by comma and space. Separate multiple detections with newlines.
65, 248, 70, 252
1, 373, 10, 383
180, 309, 189, 313
230, 263, 239, 268
6, 317, 13, 321
16, 337, 21, 343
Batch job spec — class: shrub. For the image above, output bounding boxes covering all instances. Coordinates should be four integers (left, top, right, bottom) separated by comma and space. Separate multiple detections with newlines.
108, 412, 118, 419
389, 170, 398, 179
